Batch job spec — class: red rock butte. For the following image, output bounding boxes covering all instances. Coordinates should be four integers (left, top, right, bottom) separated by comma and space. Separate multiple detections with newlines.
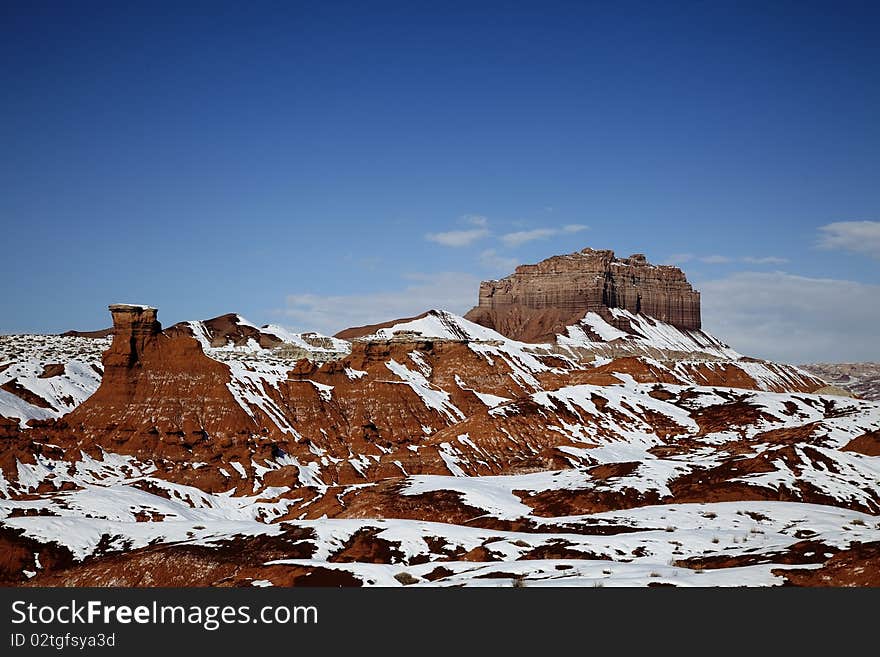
464, 247, 701, 343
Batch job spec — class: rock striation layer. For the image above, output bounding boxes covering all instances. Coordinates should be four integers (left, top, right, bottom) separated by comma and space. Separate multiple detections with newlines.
106, 304, 161, 367
464, 248, 701, 342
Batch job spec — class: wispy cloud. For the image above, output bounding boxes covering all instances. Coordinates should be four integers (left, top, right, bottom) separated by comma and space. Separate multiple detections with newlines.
479, 249, 518, 273
501, 228, 557, 247
283, 272, 479, 335
501, 223, 588, 247
664, 253, 695, 265
425, 214, 490, 247
741, 256, 789, 265
425, 227, 489, 247
700, 255, 733, 264
818, 221, 880, 258
463, 214, 488, 227
701, 271, 880, 363
663, 253, 789, 266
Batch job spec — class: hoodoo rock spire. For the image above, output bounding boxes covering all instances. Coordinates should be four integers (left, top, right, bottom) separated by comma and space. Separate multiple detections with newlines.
107, 304, 161, 367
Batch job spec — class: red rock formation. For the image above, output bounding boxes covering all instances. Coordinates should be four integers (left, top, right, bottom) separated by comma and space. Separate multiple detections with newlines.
1, 299, 876, 587
775, 542, 880, 587
335, 312, 429, 340
0, 415, 19, 438
167, 313, 283, 349
33, 299, 820, 482
64, 305, 261, 462
55, 306, 560, 481
59, 328, 113, 339
105, 304, 161, 367
464, 248, 701, 342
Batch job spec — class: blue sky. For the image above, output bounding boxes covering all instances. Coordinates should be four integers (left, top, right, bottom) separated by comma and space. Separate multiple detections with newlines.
1, 1, 878, 362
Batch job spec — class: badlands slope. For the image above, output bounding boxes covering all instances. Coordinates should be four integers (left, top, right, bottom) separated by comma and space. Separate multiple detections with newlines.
1, 249, 878, 587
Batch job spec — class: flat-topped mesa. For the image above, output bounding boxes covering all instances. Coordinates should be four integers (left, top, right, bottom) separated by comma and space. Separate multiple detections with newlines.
464, 247, 701, 343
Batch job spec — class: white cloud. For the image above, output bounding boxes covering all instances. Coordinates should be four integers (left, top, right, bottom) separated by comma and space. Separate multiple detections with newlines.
282, 272, 479, 335
665, 254, 788, 266
424, 215, 588, 251
424, 214, 491, 247
479, 249, 518, 273
664, 253, 695, 265
700, 255, 733, 264
501, 228, 557, 247
501, 223, 589, 247
818, 221, 880, 258
741, 256, 789, 265
425, 227, 489, 247
701, 271, 880, 363
463, 214, 488, 227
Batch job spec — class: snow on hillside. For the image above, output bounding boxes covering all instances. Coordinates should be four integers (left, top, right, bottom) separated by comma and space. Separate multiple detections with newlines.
185, 316, 351, 361
0, 334, 108, 423
2, 444, 878, 586
158, 309, 827, 435
558, 308, 742, 359
261, 324, 350, 354
174, 316, 349, 434
0, 308, 821, 429
801, 362, 880, 401
351, 309, 820, 394
1, 321, 878, 586
361, 309, 519, 343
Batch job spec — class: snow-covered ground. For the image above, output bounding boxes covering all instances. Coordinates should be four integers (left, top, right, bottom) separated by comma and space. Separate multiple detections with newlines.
3, 310, 875, 586
2, 450, 877, 586
0, 334, 108, 423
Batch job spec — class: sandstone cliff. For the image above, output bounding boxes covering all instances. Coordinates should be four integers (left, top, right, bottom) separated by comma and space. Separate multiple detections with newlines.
464, 248, 701, 342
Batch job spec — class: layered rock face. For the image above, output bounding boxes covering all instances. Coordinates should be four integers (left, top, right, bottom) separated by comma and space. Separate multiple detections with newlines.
464, 248, 701, 342
64, 304, 260, 463
106, 304, 161, 367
